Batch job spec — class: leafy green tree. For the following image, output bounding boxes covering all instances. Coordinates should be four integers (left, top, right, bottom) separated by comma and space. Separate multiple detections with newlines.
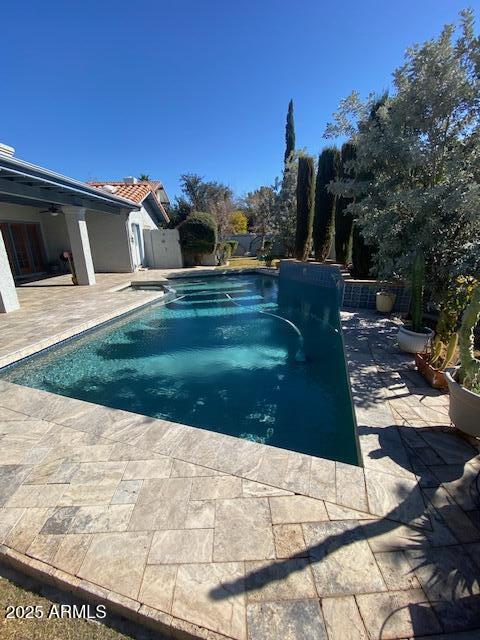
334, 142, 356, 264
294, 156, 315, 261
312, 147, 339, 261
348, 95, 388, 276
284, 100, 295, 164
326, 10, 480, 295
243, 185, 277, 236
229, 211, 248, 234
273, 153, 300, 256
170, 174, 235, 236
138, 174, 150, 181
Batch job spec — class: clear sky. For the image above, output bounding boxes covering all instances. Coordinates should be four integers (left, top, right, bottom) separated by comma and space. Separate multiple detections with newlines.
1, 1, 474, 200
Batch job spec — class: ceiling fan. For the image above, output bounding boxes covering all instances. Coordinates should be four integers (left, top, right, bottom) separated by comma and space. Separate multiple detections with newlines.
39, 204, 63, 216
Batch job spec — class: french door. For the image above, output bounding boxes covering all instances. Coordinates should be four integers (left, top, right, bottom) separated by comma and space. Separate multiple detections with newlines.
0, 221, 47, 277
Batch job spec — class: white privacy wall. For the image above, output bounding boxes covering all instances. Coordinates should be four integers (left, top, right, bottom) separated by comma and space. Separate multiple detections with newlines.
143, 229, 183, 269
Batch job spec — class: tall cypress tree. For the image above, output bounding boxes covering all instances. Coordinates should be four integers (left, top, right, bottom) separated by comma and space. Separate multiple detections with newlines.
284, 100, 295, 165
294, 156, 315, 261
335, 142, 356, 264
313, 147, 340, 261
351, 224, 375, 277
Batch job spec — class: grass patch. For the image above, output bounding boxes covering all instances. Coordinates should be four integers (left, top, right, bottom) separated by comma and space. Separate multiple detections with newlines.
217, 256, 280, 269
0, 564, 162, 640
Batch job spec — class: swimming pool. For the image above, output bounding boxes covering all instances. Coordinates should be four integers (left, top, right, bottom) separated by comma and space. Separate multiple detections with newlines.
1, 274, 359, 464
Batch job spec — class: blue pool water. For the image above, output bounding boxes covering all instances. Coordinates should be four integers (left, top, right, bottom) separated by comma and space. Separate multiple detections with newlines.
1, 275, 359, 464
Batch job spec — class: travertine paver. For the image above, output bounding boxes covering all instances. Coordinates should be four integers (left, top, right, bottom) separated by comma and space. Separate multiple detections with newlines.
128, 477, 192, 530
273, 524, 307, 558
123, 458, 172, 479
111, 479, 142, 504
185, 500, 215, 528
321, 595, 368, 640
148, 529, 213, 564
190, 475, 242, 500
374, 550, 420, 590
244, 559, 317, 601
214, 497, 275, 562
247, 600, 328, 640
26, 533, 62, 563
302, 521, 387, 596
68, 504, 134, 533
77, 531, 152, 600
269, 495, 329, 524
138, 564, 177, 612
172, 562, 246, 640
52, 533, 91, 574
356, 589, 442, 639
0, 285, 479, 639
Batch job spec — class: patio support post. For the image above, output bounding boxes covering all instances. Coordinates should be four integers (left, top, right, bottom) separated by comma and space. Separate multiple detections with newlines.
0, 230, 20, 312
63, 206, 96, 285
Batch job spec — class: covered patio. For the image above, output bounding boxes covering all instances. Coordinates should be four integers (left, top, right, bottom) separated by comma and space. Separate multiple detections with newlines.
0, 149, 141, 313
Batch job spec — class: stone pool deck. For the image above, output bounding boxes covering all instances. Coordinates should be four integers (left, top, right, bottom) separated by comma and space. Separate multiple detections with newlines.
0, 271, 479, 639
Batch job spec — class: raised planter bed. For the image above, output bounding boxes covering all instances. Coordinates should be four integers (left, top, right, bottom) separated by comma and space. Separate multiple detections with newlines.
415, 353, 448, 390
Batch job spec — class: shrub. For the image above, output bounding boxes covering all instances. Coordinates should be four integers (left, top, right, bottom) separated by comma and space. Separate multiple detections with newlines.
216, 242, 232, 265
226, 240, 238, 255
178, 212, 218, 263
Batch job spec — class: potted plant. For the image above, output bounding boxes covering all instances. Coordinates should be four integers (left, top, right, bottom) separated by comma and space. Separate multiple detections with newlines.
397, 251, 434, 353
445, 284, 480, 437
415, 276, 477, 390
376, 286, 396, 313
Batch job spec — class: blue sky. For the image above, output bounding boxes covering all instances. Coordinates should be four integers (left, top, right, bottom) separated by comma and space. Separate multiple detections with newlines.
0, 1, 473, 200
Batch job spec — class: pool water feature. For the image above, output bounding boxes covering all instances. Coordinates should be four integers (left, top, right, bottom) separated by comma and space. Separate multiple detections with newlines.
1, 275, 359, 464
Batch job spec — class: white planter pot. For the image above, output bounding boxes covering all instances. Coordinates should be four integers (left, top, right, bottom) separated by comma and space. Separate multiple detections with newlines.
446, 371, 480, 437
376, 292, 396, 313
397, 325, 434, 354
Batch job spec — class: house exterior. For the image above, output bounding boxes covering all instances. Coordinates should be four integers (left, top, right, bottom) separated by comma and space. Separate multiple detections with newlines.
0, 144, 171, 313
88, 179, 170, 270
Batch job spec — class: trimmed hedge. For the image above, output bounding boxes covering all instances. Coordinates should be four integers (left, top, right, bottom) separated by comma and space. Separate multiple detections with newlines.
178, 212, 218, 260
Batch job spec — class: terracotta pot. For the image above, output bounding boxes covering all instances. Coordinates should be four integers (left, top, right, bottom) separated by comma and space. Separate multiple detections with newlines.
446, 370, 480, 437
415, 353, 448, 390
376, 291, 396, 313
397, 325, 434, 354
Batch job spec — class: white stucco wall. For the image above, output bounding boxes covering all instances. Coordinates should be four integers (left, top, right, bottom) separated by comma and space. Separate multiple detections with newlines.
127, 205, 159, 268
143, 229, 183, 269
128, 205, 158, 232
0, 203, 151, 274
86, 210, 133, 272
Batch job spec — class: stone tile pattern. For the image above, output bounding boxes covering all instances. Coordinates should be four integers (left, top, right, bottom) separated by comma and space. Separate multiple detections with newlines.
0, 296, 480, 638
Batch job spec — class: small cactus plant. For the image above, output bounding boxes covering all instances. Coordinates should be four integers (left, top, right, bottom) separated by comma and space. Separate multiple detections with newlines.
458, 284, 480, 391
410, 251, 425, 333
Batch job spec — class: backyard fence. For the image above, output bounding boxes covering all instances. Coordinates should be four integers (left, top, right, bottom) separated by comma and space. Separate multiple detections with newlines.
143, 229, 183, 269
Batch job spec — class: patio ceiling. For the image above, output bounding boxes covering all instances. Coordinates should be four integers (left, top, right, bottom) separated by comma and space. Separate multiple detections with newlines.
0, 153, 140, 215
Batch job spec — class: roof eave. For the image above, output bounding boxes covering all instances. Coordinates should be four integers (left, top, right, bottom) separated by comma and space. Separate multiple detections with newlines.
0, 154, 140, 210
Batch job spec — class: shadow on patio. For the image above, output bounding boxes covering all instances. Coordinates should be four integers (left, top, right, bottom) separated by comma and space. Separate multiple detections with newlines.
210, 423, 480, 637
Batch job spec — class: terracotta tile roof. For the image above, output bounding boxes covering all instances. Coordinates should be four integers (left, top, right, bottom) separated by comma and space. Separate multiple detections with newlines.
88, 181, 161, 204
